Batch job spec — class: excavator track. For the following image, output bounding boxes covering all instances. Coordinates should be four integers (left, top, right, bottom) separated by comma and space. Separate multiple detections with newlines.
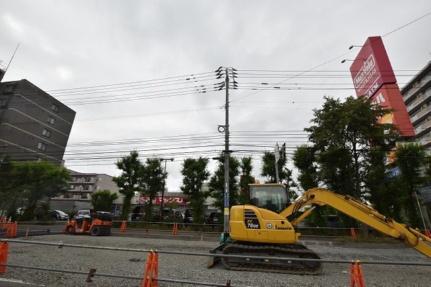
219, 242, 321, 275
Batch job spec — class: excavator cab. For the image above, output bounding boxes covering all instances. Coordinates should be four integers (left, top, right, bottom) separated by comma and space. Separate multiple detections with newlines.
249, 184, 288, 213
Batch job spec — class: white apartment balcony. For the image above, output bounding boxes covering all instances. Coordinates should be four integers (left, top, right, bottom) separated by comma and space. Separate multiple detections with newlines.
410, 107, 431, 124
418, 135, 431, 146
408, 90, 431, 114
403, 74, 431, 103
415, 119, 431, 135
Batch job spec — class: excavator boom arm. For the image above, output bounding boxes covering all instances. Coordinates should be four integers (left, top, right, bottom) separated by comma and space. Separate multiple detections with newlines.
281, 188, 431, 257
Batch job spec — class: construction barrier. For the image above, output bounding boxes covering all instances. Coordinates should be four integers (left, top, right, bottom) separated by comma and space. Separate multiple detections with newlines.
0, 242, 8, 274
350, 260, 366, 287
0, 222, 17, 238
141, 251, 159, 287
120, 220, 127, 233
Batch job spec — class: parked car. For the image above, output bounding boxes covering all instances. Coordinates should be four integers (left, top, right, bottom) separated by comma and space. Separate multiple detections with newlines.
50, 210, 69, 220
183, 209, 193, 224
205, 211, 222, 225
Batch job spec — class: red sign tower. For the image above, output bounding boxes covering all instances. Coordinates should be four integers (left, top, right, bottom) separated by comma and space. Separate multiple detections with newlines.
349, 36, 415, 137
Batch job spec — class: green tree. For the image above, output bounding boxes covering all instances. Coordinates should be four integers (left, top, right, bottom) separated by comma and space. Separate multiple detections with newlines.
293, 145, 319, 191
180, 157, 210, 223
262, 151, 287, 183
261, 151, 296, 199
0, 156, 19, 215
209, 155, 240, 213
395, 143, 426, 226
239, 157, 255, 204
14, 161, 69, 220
91, 190, 118, 212
292, 96, 400, 227
113, 151, 144, 219
364, 147, 404, 220
141, 158, 167, 221
306, 96, 397, 198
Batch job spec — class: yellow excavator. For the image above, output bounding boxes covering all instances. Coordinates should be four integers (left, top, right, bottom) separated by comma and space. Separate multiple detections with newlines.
210, 184, 431, 274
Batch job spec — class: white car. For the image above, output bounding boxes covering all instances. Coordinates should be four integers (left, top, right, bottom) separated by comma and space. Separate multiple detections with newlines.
76, 210, 91, 217
51, 210, 69, 220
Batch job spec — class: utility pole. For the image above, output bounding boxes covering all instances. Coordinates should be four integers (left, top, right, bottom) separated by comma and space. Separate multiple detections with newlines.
159, 158, 174, 219
215, 67, 237, 237
223, 67, 230, 236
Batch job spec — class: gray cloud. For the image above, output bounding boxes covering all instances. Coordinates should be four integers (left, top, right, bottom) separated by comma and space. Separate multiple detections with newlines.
1, 0, 430, 191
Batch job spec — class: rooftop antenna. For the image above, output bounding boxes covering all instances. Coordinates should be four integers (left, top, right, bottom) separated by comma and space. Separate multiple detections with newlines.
0, 43, 20, 82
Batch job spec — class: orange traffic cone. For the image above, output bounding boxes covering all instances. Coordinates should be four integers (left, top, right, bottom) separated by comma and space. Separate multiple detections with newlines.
0, 242, 8, 274
120, 220, 127, 233
350, 260, 366, 287
141, 251, 158, 287
172, 223, 178, 236
5, 222, 17, 238
350, 228, 357, 240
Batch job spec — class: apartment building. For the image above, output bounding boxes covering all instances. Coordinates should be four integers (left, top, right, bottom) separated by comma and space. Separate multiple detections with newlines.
51, 169, 120, 212
401, 61, 431, 214
0, 79, 75, 164
401, 61, 431, 147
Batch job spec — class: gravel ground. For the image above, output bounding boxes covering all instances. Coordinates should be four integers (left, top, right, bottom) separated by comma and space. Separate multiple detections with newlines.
1, 235, 430, 287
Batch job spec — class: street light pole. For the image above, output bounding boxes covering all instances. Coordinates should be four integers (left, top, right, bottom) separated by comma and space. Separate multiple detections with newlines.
159, 158, 174, 219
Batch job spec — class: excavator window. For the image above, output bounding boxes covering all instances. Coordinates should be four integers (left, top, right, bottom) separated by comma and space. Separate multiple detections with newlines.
249, 185, 288, 213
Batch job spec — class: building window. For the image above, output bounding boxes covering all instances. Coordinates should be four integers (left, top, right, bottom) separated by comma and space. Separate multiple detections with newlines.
47, 117, 56, 125
0, 99, 7, 108
70, 184, 75, 189
42, 129, 51, 138
83, 185, 89, 191
37, 142, 46, 151
51, 104, 59, 113
81, 193, 88, 199
2, 84, 14, 94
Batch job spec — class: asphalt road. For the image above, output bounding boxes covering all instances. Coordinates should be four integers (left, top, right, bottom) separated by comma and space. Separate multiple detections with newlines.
1, 234, 430, 287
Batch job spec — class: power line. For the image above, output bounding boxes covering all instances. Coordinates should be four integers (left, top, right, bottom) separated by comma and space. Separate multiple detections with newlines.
382, 10, 431, 37
47, 71, 215, 93
53, 75, 218, 98
230, 9, 431, 104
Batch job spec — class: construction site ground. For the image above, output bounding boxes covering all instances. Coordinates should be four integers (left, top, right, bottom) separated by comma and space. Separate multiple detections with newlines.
1, 233, 430, 287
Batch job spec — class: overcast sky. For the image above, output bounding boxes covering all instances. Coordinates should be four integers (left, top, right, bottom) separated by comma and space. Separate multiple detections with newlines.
1, 0, 430, 192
